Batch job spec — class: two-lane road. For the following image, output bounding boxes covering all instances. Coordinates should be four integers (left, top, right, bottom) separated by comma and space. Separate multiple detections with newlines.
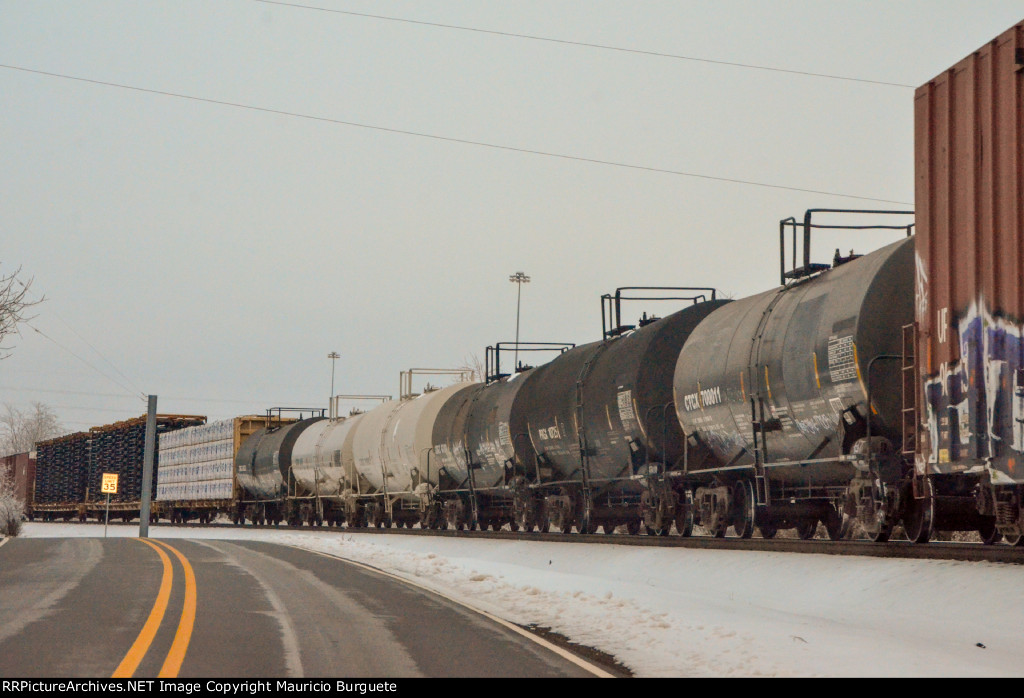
0, 537, 608, 678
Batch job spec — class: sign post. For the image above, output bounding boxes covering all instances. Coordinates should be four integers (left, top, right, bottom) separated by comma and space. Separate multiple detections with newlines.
139, 395, 157, 538
101, 473, 118, 538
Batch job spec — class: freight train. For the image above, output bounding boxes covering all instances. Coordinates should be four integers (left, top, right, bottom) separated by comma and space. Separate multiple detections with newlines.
18, 21, 1024, 547
217, 216, 963, 544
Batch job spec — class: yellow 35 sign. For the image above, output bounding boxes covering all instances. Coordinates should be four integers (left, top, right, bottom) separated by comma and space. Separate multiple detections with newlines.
101, 473, 119, 495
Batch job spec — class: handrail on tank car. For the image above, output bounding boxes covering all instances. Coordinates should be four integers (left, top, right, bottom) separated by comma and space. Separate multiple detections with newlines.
779, 209, 914, 286
263, 407, 325, 429
602, 287, 718, 339
400, 368, 475, 400
485, 342, 575, 384
330, 394, 391, 420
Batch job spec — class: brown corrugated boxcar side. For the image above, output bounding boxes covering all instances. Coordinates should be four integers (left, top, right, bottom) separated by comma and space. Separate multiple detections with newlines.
1, 451, 35, 507
914, 21, 1024, 482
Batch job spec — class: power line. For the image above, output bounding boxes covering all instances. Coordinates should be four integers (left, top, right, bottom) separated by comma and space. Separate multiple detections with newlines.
14, 278, 148, 398
0, 386, 139, 400
0, 384, 315, 407
19, 321, 147, 402
251, 0, 915, 89
0, 63, 912, 205
3, 402, 147, 416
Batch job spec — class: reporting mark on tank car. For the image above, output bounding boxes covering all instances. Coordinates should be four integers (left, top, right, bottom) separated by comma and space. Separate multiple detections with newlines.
681, 386, 722, 412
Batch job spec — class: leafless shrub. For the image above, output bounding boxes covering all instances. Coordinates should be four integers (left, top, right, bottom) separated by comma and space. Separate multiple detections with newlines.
0, 470, 24, 537
455, 353, 486, 383
1, 402, 64, 456
0, 266, 42, 360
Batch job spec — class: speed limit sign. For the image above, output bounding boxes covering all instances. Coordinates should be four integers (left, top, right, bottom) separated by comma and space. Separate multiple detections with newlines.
101, 473, 119, 494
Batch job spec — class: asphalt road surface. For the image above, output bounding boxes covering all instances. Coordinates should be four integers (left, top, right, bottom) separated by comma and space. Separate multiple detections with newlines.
0, 537, 605, 678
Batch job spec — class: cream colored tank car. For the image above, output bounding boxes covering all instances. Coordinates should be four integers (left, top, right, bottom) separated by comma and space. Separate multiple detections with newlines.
351, 382, 479, 500
289, 413, 365, 497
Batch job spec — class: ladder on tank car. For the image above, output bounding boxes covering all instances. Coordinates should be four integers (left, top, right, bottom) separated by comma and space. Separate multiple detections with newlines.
901, 322, 925, 497
747, 288, 788, 506
574, 344, 610, 527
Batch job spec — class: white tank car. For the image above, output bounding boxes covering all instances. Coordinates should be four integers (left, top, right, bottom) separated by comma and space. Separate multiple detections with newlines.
289, 413, 365, 498
352, 382, 480, 500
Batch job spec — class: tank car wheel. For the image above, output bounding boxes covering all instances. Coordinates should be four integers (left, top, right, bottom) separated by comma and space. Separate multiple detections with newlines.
577, 515, 598, 535
902, 478, 935, 544
731, 480, 755, 539
824, 502, 852, 541
1005, 533, 1024, 547
862, 482, 895, 543
675, 490, 695, 537
758, 524, 777, 539
626, 519, 641, 536
978, 518, 1001, 544
547, 506, 568, 534
869, 522, 893, 543
795, 519, 818, 540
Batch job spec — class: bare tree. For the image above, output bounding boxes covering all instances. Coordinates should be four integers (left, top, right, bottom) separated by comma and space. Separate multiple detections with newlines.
455, 353, 486, 383
0, 469, 24, 536
0, 266, 41, 359
0, 402, 64, 456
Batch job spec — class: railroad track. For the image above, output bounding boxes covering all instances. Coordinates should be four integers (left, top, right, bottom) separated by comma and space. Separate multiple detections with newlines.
52, 519, 1024, 565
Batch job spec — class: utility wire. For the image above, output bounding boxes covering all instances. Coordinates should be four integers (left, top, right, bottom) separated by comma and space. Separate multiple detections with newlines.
14, 278, 148, 399
0, 64, 912, 205
20, 321, 147, 402
252, 0, 915, 89
0, 385, 314, 407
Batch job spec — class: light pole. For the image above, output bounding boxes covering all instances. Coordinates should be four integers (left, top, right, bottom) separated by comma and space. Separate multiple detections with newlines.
509, 271, 530, 371
328, 352, 339, 416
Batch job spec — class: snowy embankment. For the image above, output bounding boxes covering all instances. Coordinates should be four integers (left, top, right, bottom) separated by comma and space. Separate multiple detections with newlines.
19, 523, 1024, 677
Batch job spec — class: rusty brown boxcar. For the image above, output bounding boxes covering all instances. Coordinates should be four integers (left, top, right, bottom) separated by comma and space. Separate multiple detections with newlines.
914, 20, 1024, 542
0, 451, 35, 508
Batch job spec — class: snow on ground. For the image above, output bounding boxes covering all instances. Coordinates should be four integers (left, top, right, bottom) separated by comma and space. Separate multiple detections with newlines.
16, 523, 1024, 677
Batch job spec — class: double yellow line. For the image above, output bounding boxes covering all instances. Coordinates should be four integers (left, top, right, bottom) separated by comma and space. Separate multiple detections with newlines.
112, 539, 197, 678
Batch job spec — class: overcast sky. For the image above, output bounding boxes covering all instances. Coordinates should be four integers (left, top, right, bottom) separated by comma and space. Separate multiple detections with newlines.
2, 1, 1022, 433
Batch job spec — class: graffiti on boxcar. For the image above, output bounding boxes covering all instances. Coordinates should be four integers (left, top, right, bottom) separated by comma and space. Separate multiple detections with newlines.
923, 297, 1024, 478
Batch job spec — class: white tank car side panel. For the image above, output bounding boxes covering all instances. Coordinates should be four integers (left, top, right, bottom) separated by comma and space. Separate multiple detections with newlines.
393, 383, 479, 486
352, 399, 405, 495
351, 383, 480, 500
290, 417, 364, 498
291, 420, 332, 495
337, 412, 364, 492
